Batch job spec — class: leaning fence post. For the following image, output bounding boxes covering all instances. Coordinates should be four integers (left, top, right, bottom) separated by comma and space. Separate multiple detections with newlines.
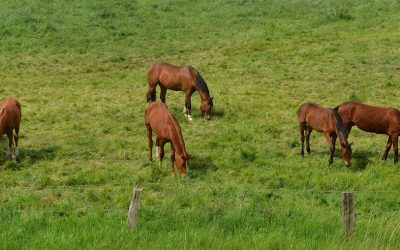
342, 191, 355, 238
128, 187, 141, 229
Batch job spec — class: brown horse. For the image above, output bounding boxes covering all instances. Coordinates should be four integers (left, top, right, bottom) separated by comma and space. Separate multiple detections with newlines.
145, 102, 191, 176
146, 62, 213, 121
336, 101, 400, 163
0, 98, 21, 160
297, 103, 352, 166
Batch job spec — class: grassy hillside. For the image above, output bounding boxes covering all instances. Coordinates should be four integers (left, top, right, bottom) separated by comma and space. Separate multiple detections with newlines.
1, 0, 400, 249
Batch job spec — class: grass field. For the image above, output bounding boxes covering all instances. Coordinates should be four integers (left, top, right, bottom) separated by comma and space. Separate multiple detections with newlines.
1, 0, 400, 249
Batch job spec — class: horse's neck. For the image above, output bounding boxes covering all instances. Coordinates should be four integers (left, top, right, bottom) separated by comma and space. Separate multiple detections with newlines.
334, 122, 348, 146
167, 117, 187, 156
196, 90, 210, 102
171, 137, 186, 158
169, 129, 186, 156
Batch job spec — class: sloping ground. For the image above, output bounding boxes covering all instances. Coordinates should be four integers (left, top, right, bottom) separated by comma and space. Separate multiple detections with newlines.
0, 0, 400, 249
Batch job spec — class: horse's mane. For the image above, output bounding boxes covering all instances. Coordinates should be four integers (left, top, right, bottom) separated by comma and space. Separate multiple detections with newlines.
189, 66, 210, 96
166, 111, 187, 155
332, 107, 349, 146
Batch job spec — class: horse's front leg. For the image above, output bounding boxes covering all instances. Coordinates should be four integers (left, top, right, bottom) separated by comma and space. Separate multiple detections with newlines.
159, 141, 166, 167
146, 125, 153, 161
170, 144, 176, 176
183, 91, 193, 121
324, 133, 335, 165
156, 137, 161, 162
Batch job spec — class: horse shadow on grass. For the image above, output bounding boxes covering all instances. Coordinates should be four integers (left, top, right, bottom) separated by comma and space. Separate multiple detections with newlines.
0, 146, 59, 171
349, 150, 372, 171
188, 155, 218, 178
300, 148, 371, 171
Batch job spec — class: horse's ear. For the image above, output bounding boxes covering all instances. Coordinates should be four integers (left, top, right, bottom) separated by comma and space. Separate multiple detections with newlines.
185, 153, 192, 159
349, 142, 354, 146
211, 96, 214, 100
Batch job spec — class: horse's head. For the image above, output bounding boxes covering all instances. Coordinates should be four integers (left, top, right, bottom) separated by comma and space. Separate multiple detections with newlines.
175, 153, 191, 177
340, 142, 352, 167
200, 97, 213, 120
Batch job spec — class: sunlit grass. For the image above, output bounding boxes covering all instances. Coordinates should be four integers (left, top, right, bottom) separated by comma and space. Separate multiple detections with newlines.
0, 0, 400, 249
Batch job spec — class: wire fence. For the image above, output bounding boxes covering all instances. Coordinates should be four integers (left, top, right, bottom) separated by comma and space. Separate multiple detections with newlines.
2, 182, 400, 194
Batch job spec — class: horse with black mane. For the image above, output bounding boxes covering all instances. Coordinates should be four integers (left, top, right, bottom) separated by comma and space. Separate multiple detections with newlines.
297, 102, 352, 167
146, 62, 213, 121
0, 98, 21, 160
336, 101, 400, 164
145, 102, 191, 176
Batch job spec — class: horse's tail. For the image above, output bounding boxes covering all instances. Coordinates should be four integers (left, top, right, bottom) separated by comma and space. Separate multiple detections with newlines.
333, 105, 340, 112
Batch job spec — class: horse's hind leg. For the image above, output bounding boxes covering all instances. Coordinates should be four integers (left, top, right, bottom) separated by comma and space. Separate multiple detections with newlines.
305, 126, 313, 153
14, 126, 19, 157
299, 122, 306, 157
5, 132, 11, 156
146, 83, 157, 102
382, 136, 392, 161
160, 85, 167, 103
391, 134, 398, 164
6, 130, 15, 159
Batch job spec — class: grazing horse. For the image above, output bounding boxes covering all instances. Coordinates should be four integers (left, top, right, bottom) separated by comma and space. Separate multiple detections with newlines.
145, 102, 191, 176
297, 102, 352, 167
146, 62, 214, 121
0, 98, 21, 160
336, 101, 400, 163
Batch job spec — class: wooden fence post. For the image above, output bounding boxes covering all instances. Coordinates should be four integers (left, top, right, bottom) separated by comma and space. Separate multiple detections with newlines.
128, 187, 141, 229
342, 191, 355, 238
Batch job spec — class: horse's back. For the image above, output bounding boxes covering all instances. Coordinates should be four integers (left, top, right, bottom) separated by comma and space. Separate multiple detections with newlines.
297, 103, 322, 120
147, 62, 194, 90
145, 102, 178, 138
298, 102, 334, 133
0, 98, 21, 129
337, 101, 399, 133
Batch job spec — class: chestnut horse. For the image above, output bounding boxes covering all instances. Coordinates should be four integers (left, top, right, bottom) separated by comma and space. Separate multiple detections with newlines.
0, 98, 21, 160
297, 103, 352, 166
145, 102, 191, 176
336, 101, 400, 163
146, 62, 213, 121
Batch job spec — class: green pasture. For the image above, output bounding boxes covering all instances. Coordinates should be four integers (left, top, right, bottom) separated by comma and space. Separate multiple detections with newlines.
1, 0, 400, 249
